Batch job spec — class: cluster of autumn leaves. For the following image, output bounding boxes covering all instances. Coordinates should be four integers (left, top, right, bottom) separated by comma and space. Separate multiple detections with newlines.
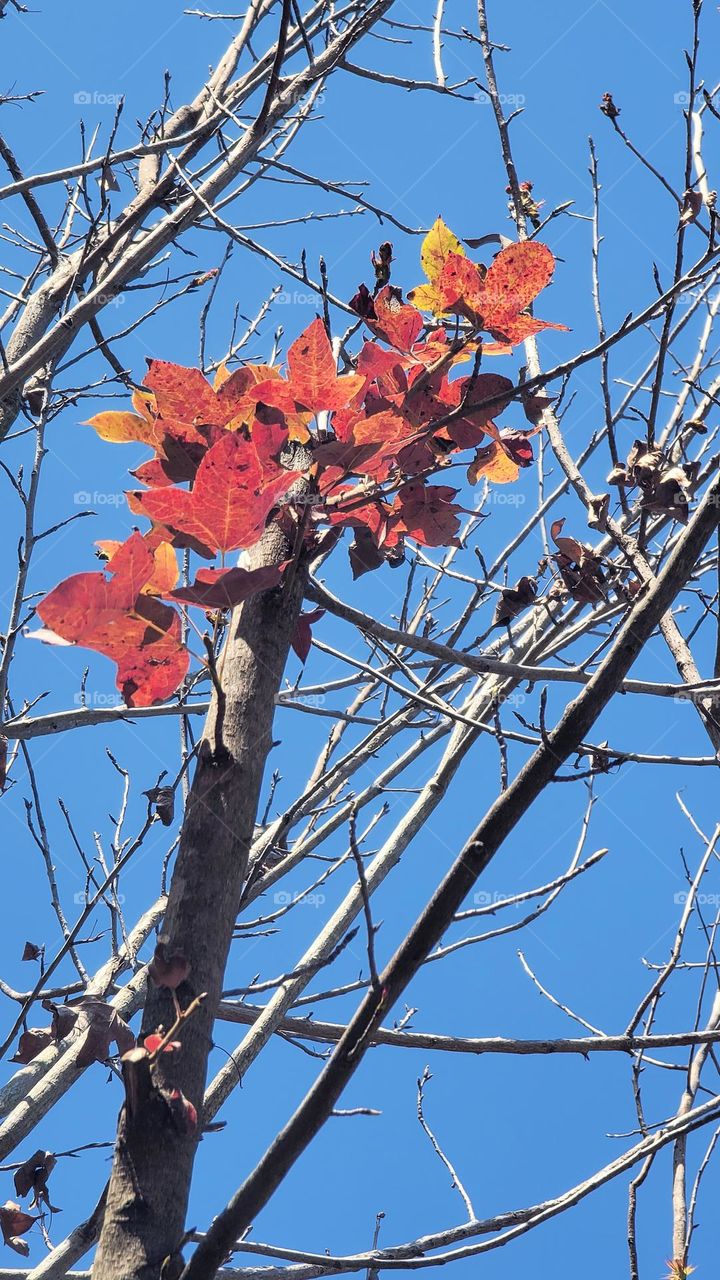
36, 218, 567, 707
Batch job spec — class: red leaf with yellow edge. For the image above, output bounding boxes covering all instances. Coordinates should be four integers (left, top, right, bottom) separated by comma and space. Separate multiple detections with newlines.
391, 481, 462, 547
128, 431, 300, 554
169, 564, 284, 610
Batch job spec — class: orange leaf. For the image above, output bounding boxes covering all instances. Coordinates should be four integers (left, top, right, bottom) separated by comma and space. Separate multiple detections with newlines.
467, 440, 520, 485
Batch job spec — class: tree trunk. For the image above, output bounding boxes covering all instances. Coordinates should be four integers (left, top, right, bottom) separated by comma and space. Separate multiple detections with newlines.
92, 522, 307, 1280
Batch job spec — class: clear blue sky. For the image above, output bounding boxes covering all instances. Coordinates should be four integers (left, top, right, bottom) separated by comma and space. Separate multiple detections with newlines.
0, 2, 718, 1277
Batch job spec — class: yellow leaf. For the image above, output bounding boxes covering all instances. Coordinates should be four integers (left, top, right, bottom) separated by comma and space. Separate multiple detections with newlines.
467, 441, 519, 485
420, 216, 465, 283
213, 361, 231, 389
83, 411, 157, 446
407, 283, 449, 317
132, 389, 156, 421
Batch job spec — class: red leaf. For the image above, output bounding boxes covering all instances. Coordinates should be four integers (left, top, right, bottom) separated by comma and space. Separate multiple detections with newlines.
143, 1033, 181, 1055
129, 432, 300, 554
144, 360, 223, 426
291, 609, 325, 664
258, 318, 365, 415
482, 242, 554, 313
391, 482, 462, 547
369, 286, 424, 352
37, 532, 189, 707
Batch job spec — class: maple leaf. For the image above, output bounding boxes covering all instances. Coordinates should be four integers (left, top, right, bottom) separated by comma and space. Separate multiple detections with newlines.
479, 242, 568, 343
409, 230, 566, 347
254, 318, 365, 416
391, 481, 462, 547
128, 431, 301, 554
369, 286, 424, 352
36, 531, 188, 707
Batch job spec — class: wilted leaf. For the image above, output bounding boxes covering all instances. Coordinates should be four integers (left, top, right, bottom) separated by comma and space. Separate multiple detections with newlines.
149, 943, 190, 990
14, 1151, 59, 1212
11, 1028, 53, 1064
144, 785, 175, 826
391, 481, 462, 547
0, 1201, 38, 1254
493, 576, 538, 626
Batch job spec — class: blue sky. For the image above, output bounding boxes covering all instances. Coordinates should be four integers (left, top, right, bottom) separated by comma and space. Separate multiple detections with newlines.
0, 1, 718, 1277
